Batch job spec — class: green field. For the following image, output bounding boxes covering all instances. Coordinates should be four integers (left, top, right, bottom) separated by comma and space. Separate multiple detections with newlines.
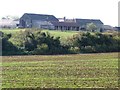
0, 29, 24, 34
2, 53, 119, 88
0, 29, 79, 40
0, 29, 118, 41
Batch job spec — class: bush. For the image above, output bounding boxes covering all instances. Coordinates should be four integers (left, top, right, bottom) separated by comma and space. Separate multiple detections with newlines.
33, 44, 49, 55
1, 33, 19, 55
9, 29, 71, 55
1, 30, 120, 55
69, 47, 80, 53
71, 32, 120, 53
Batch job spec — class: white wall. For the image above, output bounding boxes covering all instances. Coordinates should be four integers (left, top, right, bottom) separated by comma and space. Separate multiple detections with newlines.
0, 19, 19, 28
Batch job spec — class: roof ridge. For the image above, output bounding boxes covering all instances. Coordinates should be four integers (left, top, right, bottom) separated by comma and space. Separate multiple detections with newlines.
75, 18, 101, 20
25, 13, 53, 16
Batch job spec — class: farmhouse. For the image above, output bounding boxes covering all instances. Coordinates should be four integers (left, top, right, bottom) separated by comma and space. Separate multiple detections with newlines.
19, 13, 104, 31
51, 21, 80, 30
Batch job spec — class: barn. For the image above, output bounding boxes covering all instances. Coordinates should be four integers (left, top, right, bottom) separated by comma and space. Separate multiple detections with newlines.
19, 13, 104, 31
75, 19, 104, 31
19, 13, 59, 29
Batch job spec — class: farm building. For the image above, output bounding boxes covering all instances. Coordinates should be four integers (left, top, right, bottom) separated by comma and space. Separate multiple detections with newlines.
51, 21, 80, 30
19, 13, 59, 29
19, 13, 104, 31
75, 19, 104, 29
114, 27, 120, 31
0, 19, 19, 29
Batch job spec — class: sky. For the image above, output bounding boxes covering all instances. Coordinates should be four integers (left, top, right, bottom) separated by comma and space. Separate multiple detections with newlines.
0, 0, 119, 26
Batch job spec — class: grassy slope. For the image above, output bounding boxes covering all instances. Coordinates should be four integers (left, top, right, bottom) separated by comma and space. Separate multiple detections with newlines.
2, 53, 119, 88
43, 30, 79, 40
0, 29, 118, 40
0, 29, 25, 34
0, 29, 79, 40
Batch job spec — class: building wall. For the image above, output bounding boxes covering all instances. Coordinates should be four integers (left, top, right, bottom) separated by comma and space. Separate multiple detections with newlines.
0, 19, 19, 28
20, 14, 31, 28
31, 20, 54, 29
20, 14, 55, 29
54, 26, 80, 31
19, 14, 104, 31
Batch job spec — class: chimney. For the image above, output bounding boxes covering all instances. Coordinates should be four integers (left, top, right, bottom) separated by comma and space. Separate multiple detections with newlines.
63, 17, 66, 21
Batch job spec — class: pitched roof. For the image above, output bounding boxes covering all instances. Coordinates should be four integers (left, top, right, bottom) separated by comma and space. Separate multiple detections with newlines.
103, 25, 113, 30
75, 19, 103, 25
22, 13, 59, 21
114, 27, 120, 30
51, 22, 80, 27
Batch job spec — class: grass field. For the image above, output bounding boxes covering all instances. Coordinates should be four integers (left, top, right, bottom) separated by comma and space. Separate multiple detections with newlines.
0, 29, 79, 40
2, 53, 119, 88
0, 29, 119, 41
0, 29, 24, 34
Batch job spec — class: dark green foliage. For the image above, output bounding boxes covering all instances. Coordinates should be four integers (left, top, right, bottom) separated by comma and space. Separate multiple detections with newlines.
72, 32, 120, 53
1, 33, 19, 55
9, 29, 70, 55
1, 30, 120, 55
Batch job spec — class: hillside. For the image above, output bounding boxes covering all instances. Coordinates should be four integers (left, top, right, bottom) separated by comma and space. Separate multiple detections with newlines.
0, 29, 80, 40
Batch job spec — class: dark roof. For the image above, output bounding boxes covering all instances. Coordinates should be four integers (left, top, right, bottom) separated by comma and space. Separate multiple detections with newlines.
22, 13, 59, 21
114, 27, 120, 31
103, 25, 113, 30
75, 19, 103, 25
51, 22, 80, 27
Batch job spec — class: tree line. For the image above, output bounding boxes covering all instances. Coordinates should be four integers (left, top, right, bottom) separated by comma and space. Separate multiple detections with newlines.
1, 29, 120, 55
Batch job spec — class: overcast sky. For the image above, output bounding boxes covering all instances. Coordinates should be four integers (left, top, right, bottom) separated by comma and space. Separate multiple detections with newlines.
0, 0, 119, 26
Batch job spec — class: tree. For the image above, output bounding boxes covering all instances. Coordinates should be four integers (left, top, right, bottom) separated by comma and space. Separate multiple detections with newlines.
86, 23, 98, 32
1, 32, 18, 55
1, 15, 19, 20
10, 29, 69, 55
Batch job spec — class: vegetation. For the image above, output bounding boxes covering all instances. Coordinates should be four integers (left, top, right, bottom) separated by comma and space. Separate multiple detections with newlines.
0, 29, 25, 34
72, 32, 120, 53
1, 29, 119, 89
1, 31, 19, 55
86, 23, 98, 32
2, 53, 118, 88
1, 29, 120, 55
0, 29, 78, 39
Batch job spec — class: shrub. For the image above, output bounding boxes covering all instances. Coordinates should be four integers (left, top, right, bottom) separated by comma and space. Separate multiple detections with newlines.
71, 32, 120, 53
33, 44, 49, 55
9, 29, 71, 55
69, 47, 80, 53
1, 30, 120, 55
1, 33, 19, 55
